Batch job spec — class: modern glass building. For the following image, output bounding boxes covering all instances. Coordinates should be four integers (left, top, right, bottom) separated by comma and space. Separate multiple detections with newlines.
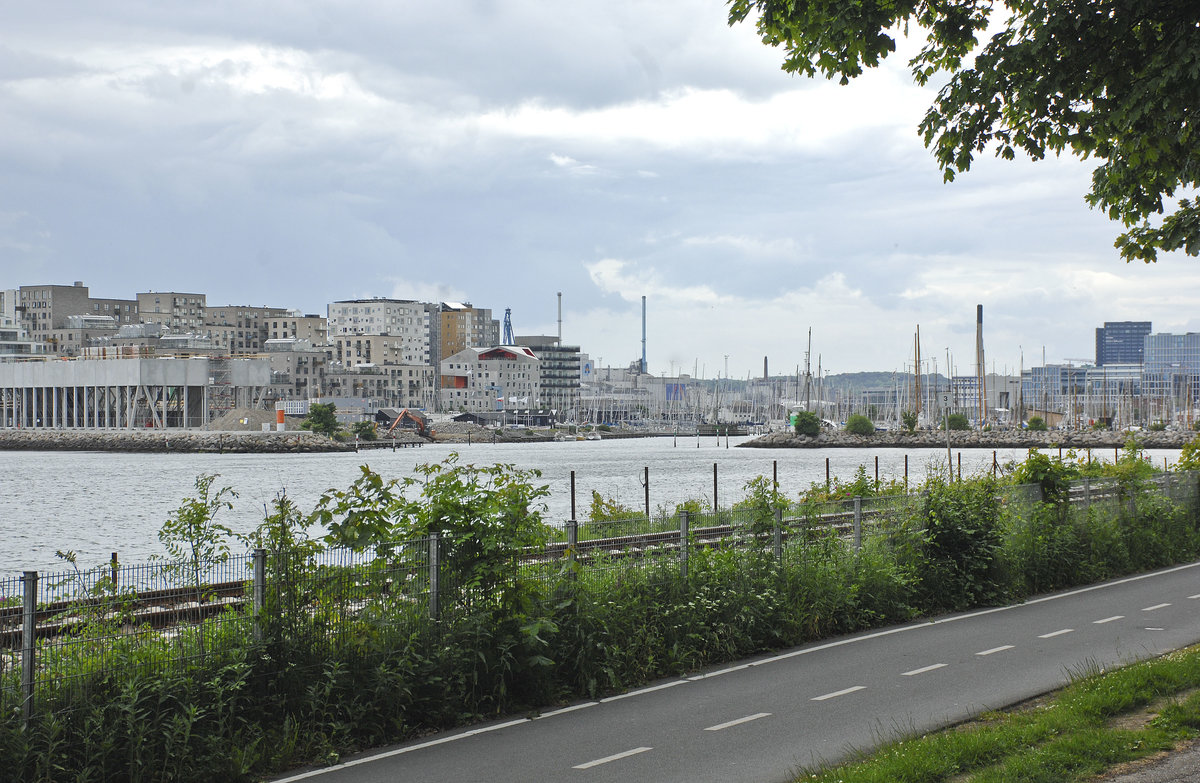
1095, 321, 1151, 365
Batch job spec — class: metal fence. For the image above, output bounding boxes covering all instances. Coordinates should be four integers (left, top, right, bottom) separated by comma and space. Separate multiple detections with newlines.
3, 473, 1197, 723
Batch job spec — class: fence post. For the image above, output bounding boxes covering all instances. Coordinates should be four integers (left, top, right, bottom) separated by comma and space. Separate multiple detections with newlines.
566, 517, 578, 579
853, 496, 862, 552
429, 533, 441, 621
22, 570, 37, 724
252, 548, 265, 642
679, 510, 689, 579
773, 507, 783, 563
1084, 476, 1091, 509
110, 552, 118, 596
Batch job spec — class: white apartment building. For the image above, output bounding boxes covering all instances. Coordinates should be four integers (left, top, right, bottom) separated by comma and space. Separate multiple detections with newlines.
327, 299, 432, 364
439, 346, 541, 413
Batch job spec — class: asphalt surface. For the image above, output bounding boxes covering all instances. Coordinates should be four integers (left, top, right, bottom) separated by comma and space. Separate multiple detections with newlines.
272, 561, 1200, 783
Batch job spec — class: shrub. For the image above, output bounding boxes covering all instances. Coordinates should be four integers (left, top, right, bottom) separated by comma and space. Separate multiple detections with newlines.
300, 402, 339, 436
913, 477, 1006, 610
1013, 449, 1078, 505
845, 414, 875, 436
1178, 434, 1200, 472
351, 421, 377, 440
793, 410, 821, 437
1149, 420, 1167, 431
901, 410, 918, 432
1027, 416, 1048, 431
944, 412, 970, 431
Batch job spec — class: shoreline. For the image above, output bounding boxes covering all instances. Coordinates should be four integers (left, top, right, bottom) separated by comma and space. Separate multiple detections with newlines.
740, 428, 1198, 450
0, 428, 354, 453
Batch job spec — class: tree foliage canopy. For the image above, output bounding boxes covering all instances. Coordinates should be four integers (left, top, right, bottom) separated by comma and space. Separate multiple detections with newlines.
793, 409, 822, 436
300, 402, 339, 436
845, 413, 876, 435
728, 0, 1200, 261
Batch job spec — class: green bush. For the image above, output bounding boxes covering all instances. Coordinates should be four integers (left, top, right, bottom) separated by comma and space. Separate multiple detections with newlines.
299, 402, 339, 436
913, 477, 1005, 610
1027, 416, 1048, 431
13, 460, 1200, 782
1013, 449, 1078, 506
845, 414, 875, 436
901, 410, 918, 432
945, 412, 971, 431
793, 410, 821, 437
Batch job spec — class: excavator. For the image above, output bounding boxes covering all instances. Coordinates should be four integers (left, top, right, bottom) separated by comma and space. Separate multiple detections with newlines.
385, 408, 433, 439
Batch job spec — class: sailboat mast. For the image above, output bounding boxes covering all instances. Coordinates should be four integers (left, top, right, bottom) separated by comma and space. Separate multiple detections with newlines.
914, 326, 922, 417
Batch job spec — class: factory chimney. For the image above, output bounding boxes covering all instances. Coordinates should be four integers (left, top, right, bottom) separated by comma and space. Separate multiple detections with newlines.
640, 296, 647, 374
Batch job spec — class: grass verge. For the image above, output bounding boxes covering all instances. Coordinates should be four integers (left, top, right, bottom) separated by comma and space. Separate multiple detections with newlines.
796, 645, 1200, 783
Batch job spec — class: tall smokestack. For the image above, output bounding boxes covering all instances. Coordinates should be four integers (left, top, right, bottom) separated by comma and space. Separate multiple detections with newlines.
641, 296, 647, 374
764, 356, 768, 380
557, 292, 562, 343
976, 305, 986, 424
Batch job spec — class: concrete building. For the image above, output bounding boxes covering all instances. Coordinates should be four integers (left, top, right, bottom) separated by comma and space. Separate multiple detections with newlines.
0, 356, 270, 429
0, 320, 47, 361
326, 299, 433, 364
268, 312, 328, 345
438, 303, 499, 363
137, 291, 206, 332
17, 282, 137, 344
516, 336, 581, 419
45, 315, 121, 357
325, 363, 435, 411
0, 290, 16, 324
204, 304, 289, 354
1096, 321, 1152, 366
263, 338, 328, 404
331, 333, 429, 367
439, 345, 540, 413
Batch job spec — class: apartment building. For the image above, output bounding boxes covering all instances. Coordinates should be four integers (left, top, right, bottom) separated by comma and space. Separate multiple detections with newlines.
205, 304, 290, 354
438, 345, 541, 413
515, 335, 581, 418
327, 298, 432, 364
17, 282, 137, 342
268, 313, 328, 345
438, 303, 500, 362
137, 291, 206, 332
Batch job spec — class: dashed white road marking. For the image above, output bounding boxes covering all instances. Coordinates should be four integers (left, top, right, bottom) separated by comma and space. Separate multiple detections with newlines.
1094, 616, 1124, 624
1190, 594, 1200, 600
1143, 603, 1171, 612
705, 713, 772, 732
812, 686, 865, 701
573, 747, 652, 769
1038, 629, 1074, 639
976, 645, 1014, 656
1146, 627, 1165, 632
902, 663, 948, 677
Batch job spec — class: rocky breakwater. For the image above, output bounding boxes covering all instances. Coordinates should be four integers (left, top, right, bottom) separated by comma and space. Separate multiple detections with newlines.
0, 428, 353, 453
740, 428, 1199, 450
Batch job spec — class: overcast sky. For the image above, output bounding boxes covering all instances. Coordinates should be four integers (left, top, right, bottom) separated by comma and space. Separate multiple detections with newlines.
2, 1, 1196, 379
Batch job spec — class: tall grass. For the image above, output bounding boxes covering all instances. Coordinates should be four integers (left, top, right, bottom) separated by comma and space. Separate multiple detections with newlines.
2, 459, 1198, 782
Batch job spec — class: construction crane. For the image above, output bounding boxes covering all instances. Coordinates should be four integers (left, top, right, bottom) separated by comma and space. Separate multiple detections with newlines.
502, 308, 515, 345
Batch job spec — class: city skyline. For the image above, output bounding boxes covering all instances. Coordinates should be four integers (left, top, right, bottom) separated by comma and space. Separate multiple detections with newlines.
3, 2, 1199, 379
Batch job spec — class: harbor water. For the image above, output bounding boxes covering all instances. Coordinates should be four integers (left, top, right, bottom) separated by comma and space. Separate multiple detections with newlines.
2, 436, 1183, 574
